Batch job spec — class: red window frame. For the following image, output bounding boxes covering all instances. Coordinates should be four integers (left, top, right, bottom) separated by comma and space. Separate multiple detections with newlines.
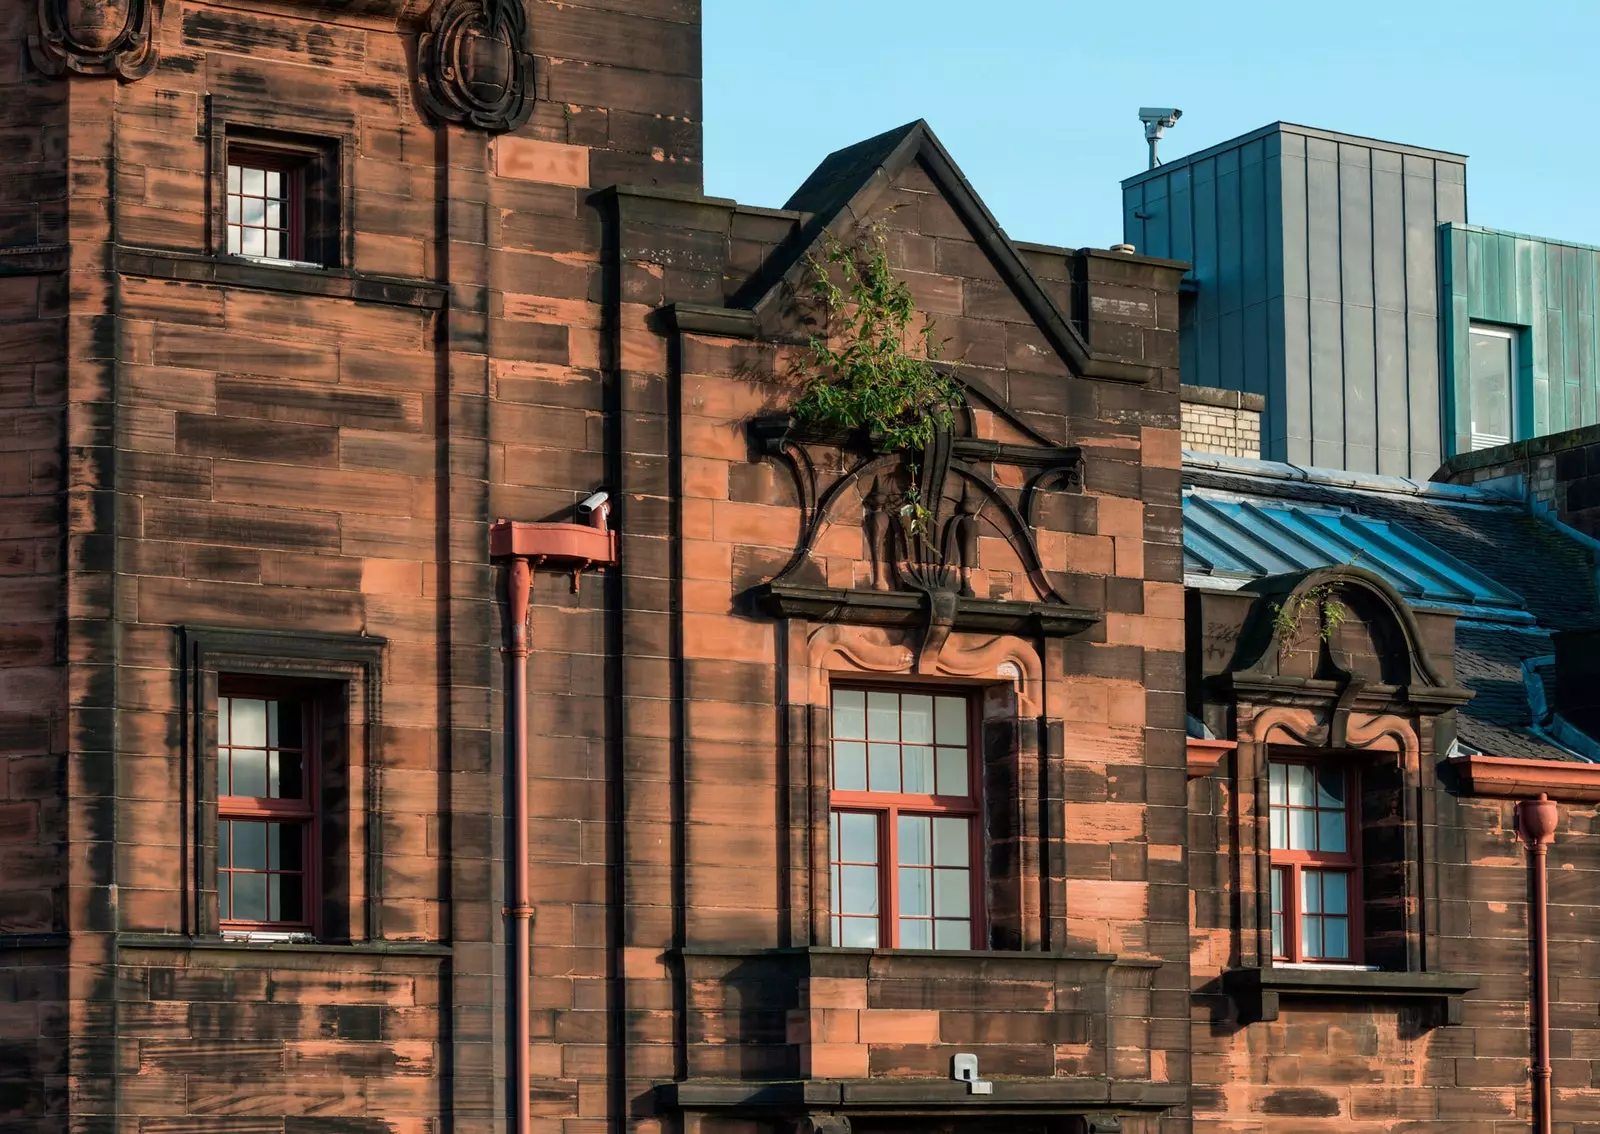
1268, 757, 1361, 963
217, 682, 319, 933
225, 145, 306, 262
827, 683, 985, 951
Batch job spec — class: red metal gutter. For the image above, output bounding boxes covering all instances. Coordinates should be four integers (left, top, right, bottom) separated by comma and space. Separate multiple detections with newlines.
491, 509, 617, 1134
1450, 753, 1600, 802
1517, 795, 1559, 1134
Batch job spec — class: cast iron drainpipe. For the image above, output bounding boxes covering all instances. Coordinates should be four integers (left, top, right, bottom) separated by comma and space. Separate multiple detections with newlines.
1517, 793, 1559, 1134
492, 508, 617, 1134
504, 555, 535, 1134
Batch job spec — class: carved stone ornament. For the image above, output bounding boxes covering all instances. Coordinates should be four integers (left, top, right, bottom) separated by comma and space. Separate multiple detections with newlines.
28, 0, 165, 81
417, 0, 535, 134
749, 382, 1097, 670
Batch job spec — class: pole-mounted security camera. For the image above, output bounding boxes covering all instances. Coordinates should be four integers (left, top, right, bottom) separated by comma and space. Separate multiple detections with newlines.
1138, 107, 1183, 169
577, 489, 610, 531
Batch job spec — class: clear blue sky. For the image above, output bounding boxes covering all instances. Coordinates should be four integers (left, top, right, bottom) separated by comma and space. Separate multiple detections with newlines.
704, 0, 1600, 251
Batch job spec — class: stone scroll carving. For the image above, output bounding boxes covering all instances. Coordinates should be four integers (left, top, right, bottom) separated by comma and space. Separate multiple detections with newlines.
750, 385, 1093, 671
28, 0, 165, 80
417, 0, 535, 134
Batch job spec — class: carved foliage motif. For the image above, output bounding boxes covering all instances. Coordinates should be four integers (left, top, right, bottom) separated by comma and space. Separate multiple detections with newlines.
752, 384, 1085, 666
28, 0, 164, 80
417, 0, 534, 134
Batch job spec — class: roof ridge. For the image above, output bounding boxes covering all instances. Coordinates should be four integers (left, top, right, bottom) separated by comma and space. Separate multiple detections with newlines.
736, 119, 1113, 379
1183, 451, 1520, 507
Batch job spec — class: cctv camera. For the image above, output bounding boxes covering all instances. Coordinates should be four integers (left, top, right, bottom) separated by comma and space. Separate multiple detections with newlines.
577, 489, 611, 532
1137, 108, 1184, 168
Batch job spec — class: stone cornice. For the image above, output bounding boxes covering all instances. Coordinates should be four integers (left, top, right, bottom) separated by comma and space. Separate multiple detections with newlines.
756, 582, 1100, 640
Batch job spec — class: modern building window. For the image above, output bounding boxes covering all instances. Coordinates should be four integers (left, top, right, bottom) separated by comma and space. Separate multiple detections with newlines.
226, 148, 306, 262
1467, 324, 1516, 451
217, 687, 317, 931
828, 687, 980, 950
1268, 760, 1357, 963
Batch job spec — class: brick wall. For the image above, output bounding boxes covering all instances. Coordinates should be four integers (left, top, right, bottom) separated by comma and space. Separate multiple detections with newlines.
1179, 386, 1263, 459
1437, 422, 1600, 539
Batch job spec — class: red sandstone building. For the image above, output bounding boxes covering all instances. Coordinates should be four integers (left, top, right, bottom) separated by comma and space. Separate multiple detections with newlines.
2, 4, 1598, 1134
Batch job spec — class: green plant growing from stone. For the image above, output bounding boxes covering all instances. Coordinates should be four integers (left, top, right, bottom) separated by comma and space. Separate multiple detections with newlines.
1271, 581, 1349, 661
790, 223, 962, 454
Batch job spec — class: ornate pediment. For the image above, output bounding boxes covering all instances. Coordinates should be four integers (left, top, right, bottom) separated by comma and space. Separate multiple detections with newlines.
1216, 565, 1473, 724
747, 379, 1099, 667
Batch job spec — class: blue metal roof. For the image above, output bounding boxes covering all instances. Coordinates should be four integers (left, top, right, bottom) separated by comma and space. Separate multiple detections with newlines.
1183, 490, 1533, 623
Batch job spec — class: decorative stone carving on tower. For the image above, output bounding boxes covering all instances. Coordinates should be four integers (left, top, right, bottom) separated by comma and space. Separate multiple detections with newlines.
417, 0, 535, 133
28, 0, 165, 81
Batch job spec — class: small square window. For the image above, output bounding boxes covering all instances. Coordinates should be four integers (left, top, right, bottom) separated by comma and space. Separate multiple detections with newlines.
226, 148, 307, 264
214, 125, 341, 269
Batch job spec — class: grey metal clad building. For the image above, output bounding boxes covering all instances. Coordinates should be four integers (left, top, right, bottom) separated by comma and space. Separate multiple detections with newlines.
1122, 123, 1467, 477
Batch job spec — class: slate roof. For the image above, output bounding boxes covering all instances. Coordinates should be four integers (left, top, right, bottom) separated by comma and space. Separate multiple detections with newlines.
1183, 453, 1600, 762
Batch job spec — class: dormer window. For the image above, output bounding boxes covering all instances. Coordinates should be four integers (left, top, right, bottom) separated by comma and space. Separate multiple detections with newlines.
1269, 759, 1358, 963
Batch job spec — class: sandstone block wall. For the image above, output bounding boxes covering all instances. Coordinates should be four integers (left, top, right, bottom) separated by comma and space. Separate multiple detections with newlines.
1438, 422, 1600, 540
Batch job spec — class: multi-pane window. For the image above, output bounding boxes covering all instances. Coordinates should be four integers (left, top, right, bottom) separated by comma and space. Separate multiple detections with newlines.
828, 687, 979, 950
226, 150, 302, 261
217, 692, 315, 929
1467, 324, 1515, 451
1268, 760, 1356, 962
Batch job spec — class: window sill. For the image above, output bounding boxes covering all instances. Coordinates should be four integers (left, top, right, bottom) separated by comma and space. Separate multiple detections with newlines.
678, 944, 1119, 964
116, 932, 451, 957
659, 1076, 1185, 1113
114, 246, 445, 310
677, 944, 1130, 983
756, 580, 1100, 639
1222, 965, 1479, 1025
230, 253, 326, 271
807, 945, 1123, 964
220, 929, 317, 945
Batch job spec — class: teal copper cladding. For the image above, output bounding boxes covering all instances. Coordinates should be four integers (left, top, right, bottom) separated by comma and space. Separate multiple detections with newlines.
1440, 224, 1600, 456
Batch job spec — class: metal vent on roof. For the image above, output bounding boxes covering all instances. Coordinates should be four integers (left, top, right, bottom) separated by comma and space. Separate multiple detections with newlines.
1183, 491, 1530, 622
